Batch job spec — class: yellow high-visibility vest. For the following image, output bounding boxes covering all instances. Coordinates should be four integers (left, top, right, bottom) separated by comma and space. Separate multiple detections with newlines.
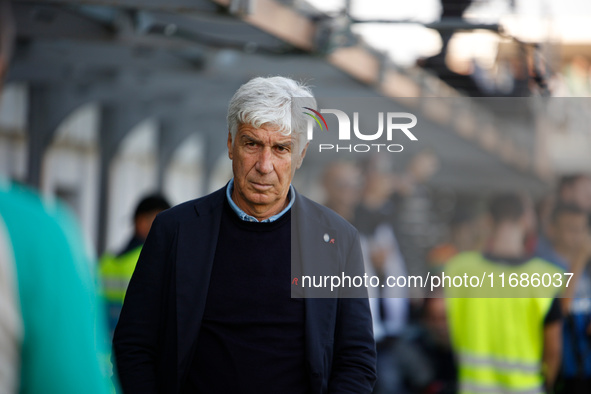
445, 252, 562, 394
99, 246, 142, 335
99, 246, 142, 305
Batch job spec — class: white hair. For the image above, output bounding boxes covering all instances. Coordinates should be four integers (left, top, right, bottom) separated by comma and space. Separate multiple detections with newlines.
227, 76, 317, 154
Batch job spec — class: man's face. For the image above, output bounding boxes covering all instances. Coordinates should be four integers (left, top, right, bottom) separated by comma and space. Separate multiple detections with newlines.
409, 151, 439, 183
573, 177, 591, 212
561, 176, 591, 212
323, 163, 361, 210
135, 210, 163, 240
521, 196, 537, 236
423, 298, 450, 347
549, 212, 588, 252
227, 123, 307, 220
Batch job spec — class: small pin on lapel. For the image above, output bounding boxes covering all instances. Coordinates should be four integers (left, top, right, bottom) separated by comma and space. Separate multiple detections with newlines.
323, 233, 330, 243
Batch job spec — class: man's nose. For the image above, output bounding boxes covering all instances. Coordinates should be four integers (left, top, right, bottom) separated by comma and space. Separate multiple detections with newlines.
255, 148, 274, 174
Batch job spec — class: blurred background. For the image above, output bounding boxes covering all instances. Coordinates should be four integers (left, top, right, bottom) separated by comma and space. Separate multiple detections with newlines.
1, 0, 590, 255
2, 1, 591, 394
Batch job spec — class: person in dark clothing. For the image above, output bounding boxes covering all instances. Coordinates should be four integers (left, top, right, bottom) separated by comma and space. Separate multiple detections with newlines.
99, 194, 170, 335
120, 194, 171, 256
397, 296, 457, 394
113, 76, 377, 394
537, 203, 591, 394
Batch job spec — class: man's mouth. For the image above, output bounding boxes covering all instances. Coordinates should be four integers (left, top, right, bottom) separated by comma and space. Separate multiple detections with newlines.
250, 181, 273, 191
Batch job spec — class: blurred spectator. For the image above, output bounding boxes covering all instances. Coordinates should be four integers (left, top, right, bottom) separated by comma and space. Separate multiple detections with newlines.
396, 296, 457, 394
427, 202, 488, 268
99, 194, 170, 336
322, 161, 361, 223
0, 2, 114, 392
418, 0, 551, 97
1, 3, 18, 391
557, 174, 591, 214
0, 184, 115, 393
556, 174, 591, 245
446, 193, 563, 393
494, 56, 532, 97
322, 160, 408, 394
537, 203, 591, 394
563, 56, 591, 97
355, 159, 409, 394
392, 150, 442, 282
537, 203, 590, 272
536, 193, 556, 238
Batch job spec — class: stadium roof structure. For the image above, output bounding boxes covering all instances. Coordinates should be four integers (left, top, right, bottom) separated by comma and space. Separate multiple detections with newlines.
5, 0, 549, 250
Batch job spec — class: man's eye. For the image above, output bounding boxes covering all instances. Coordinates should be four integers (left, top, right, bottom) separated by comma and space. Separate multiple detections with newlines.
246, 142, 257, 147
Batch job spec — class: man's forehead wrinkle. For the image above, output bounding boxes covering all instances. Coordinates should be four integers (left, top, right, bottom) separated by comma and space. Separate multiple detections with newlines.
238, 127, 293, 146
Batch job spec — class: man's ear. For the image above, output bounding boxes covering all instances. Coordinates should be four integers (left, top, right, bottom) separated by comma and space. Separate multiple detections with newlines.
227, 132, 233, 160
296, 142, 309, 169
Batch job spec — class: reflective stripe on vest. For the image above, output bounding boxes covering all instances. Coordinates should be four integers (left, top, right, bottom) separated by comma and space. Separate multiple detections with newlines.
459, 381, 544, 394
457, 352, 545, 394
459, 353, 541, 374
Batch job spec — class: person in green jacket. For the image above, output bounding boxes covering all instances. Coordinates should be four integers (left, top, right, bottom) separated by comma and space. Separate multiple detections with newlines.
0, 182, 115, 393
100, 194, 170, 336
0, 4, 114, 392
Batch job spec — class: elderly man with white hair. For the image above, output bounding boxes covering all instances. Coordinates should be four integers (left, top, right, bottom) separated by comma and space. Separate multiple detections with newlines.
114, 76, 377, 394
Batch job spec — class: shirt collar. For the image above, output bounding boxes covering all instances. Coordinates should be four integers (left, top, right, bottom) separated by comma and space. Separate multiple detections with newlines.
226, 178, 294, 223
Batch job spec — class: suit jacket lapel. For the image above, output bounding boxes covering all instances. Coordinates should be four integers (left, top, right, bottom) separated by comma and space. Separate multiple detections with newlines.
293, 192, 339, 389
176, 186, 225, 379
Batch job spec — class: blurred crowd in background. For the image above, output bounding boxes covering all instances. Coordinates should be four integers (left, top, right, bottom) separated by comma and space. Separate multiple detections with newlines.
321, 154, 591, 394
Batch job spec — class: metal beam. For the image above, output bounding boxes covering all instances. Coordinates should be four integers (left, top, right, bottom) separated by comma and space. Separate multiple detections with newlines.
137, 10, 291, 53
96, 102, 149, 254
10, 40, 200, 74
13, 2, 292, 53
12, 2, 114, 41
15, 0, 221, 13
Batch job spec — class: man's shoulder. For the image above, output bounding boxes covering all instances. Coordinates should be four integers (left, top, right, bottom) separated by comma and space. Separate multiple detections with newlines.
525, 256, 565, 274
0, 182, 87, 256
445, 251, 482, 270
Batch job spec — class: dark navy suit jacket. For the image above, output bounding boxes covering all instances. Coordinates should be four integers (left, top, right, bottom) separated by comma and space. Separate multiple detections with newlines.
113, 186, 377, 393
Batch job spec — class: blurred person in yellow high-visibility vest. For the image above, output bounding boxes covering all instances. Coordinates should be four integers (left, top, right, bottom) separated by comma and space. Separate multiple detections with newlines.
446, 193, 563, 394
100, 194, 170, 336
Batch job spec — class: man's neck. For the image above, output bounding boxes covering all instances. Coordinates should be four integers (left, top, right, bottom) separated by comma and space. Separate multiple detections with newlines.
487, 224, 526, 258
